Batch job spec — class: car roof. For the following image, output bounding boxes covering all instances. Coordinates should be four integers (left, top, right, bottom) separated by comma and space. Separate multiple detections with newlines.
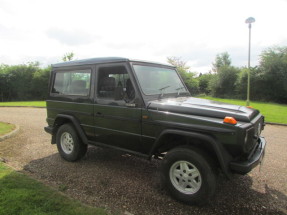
52, 57, 174, 68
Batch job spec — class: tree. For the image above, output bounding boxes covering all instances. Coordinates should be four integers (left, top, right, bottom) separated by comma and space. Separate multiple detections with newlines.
167, 57, 189, 72
167, 57, 199, 95
210, 66, 240, 97
198, 73, 214, 95
257, 46, 287, 103
235, 66, 267, 101
62, 52, 75, 62
209, 53, 239, 97
212, 52, 231, 73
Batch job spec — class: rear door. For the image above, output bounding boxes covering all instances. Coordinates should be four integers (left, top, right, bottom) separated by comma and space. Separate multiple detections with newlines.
47, 66, 94, 140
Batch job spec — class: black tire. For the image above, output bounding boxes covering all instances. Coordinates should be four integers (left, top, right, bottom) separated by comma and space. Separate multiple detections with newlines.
56, 123, 87, 162
161, 146, 217, 205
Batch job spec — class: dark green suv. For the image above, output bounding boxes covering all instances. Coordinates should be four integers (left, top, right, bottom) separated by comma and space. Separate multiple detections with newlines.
45, 57, 266, 205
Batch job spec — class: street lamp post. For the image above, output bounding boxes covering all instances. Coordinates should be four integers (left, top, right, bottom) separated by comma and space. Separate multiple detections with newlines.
245, 17, 255, 106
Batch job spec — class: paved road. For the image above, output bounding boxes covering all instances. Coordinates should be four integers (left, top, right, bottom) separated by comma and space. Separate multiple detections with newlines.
0, 107, 286, 215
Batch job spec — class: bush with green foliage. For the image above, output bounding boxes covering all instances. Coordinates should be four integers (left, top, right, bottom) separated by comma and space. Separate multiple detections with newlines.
257, 47, 287, 103
167, 57, 199, 95
198, 73, 213, 95
210, 66, 240, 98
200, 47, 287, 104
208, 52, 240, 98
0, 63, 50, 102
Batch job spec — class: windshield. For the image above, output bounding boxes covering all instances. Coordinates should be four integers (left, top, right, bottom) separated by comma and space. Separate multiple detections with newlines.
133, 65, 188, 96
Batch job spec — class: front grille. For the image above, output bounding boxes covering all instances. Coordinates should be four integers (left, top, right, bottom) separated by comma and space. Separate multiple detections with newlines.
244, 127, 255, 152
244, 116, 264, 154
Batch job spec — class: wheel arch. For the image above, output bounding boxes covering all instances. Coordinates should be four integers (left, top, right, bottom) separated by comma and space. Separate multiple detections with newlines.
52, 114, 88, 145
150, 129, 232, 177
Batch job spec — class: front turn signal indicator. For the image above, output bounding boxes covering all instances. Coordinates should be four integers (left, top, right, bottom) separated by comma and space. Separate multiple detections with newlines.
223, 117, 237, 125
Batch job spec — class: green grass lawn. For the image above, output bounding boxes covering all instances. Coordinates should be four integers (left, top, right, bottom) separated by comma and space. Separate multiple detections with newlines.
199, 96, 287, 124
0, 101, 46, 107
0, 162, 108, 215
0, 122, 15, 136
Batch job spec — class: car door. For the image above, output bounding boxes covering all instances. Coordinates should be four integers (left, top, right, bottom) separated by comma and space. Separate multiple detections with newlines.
48, 66, 95, 140
93, 63, 144, 153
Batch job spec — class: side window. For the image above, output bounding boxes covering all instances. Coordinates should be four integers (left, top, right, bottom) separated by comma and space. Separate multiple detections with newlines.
97, 66, 135, 102
52, 70, 91, 96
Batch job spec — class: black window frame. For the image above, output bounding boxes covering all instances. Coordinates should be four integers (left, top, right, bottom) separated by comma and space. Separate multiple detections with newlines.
95, 63, 138, 106
130, 62, 190, 102
50, 68, 92, 98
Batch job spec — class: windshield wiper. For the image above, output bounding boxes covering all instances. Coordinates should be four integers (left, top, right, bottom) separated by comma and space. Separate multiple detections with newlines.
176, 87, 185, 97
158, 85, 170, 100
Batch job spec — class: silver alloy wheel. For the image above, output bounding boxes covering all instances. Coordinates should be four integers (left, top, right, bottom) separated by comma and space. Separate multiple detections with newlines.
60, 132, 74, 154
169, 160, 202, 194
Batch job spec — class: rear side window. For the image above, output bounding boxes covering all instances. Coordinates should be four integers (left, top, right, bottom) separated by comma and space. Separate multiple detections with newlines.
52, 70, 91, 96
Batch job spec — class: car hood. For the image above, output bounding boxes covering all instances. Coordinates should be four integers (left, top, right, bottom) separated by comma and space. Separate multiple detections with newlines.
147, 97, 259, 122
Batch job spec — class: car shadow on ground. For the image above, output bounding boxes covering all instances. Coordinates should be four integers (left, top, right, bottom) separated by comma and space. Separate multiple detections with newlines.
22, 146, 286, 215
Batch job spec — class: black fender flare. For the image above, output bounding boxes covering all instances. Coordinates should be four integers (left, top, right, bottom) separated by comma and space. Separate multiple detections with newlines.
53, 114, 88, 145
149, 129, 232, 177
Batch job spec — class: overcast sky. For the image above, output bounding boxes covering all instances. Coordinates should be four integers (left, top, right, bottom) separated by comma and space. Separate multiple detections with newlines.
1, 0, 287, 73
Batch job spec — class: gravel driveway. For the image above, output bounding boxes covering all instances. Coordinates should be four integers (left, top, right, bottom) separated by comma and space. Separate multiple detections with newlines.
0, 107, 286, 215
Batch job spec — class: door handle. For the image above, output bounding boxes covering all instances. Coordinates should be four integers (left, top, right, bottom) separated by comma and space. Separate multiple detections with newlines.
125, 103, 136, 107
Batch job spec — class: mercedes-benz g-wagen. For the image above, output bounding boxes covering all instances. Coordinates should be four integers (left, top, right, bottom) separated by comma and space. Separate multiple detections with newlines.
45, 57, 266, 205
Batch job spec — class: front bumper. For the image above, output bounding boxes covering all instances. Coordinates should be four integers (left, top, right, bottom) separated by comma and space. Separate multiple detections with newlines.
44, 126, 54, 135
229, 137, 266, 174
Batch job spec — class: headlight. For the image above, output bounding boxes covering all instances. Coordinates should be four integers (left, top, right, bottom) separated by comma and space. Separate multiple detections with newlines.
244, 131, 248, 144
243, 127, 255, 152
257, 123, 262, 136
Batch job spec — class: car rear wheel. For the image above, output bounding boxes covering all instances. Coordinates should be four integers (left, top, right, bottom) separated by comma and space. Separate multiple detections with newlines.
56, 123, 87, 162
161, 146, 217, 205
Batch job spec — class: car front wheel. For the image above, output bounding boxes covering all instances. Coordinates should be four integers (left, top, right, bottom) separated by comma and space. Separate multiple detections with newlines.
161, 146, 217, 205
